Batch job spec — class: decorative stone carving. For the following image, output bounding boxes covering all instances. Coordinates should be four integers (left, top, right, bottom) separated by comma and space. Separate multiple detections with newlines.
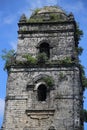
26, 109, 55, 120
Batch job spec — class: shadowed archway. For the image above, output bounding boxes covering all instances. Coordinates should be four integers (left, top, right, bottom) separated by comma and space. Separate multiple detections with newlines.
38, 84, 47, 101
39, 42, 50, 58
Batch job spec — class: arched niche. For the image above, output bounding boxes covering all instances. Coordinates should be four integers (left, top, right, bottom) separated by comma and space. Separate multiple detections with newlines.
49, 126, 56, 130
37, 84, 47, 101
36, 39, 53, 59
39, 42, 50, 58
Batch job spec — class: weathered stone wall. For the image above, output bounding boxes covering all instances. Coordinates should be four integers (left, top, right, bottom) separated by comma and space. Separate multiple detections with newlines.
17, 22, 76, 61
2, 67, 83, 130
2, 6, 83, 130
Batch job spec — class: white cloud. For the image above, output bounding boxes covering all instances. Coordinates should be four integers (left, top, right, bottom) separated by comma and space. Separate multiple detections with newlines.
0, 99, 5, 116
22, 0, 60, 17
59, 1, 87, 25
26, 0, 59, 9
10, 41, 17, 50
27, 1, 41, 10
3, 15, 16, 24
45, 0, 58, 5
18, 7, 32, 18
60, 1, 85, 14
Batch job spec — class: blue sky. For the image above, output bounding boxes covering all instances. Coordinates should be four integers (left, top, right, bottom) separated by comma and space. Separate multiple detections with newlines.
0, 0, 87, 129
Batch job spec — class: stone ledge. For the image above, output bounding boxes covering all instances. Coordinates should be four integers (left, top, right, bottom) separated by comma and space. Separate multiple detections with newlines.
26, 109, 55, 119
26, 109, 55, 116
5, 96, 28, 101
18, 29, 74, 34
9, 65, 79, 73
18, 20, 75, 25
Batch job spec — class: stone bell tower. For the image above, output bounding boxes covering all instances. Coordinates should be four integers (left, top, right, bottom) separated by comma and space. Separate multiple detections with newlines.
2, 6, 84, 130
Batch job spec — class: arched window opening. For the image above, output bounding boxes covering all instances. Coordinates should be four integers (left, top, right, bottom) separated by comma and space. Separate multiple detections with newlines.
49, 126, 56, 130
39, 43, 50, 58
38, 84, 47, 101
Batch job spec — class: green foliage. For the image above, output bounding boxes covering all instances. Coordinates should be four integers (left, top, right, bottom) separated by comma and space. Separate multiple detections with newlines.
83, 109, 87, 122
75, 23, 83, 43
60, 57, 72, 64
51, 57, 73, 66
75, 25, 87, 89
75, 46, 83, 56
27, 8, 43, 23
2, 49, 15, 61
79, 65, 87, 88
28, 17, 43, 23
47, 56, 75, 66
59, 72, 64, 79
82, 75, 87, 88
34, 8, 40, 15
50, 13, 57, 20
27, 7, 65, 23
23, 53, 48, 65
37, 52, 48, 64
23, 54, 37, 65
27, 18, 36, 22
1, 49, 16, 70
21, 27, 27, 31
49, 13, 61, 21
43, 76, 54, 87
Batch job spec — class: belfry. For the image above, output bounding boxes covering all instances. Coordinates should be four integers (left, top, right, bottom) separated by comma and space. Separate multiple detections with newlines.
2, 6, 84, 130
